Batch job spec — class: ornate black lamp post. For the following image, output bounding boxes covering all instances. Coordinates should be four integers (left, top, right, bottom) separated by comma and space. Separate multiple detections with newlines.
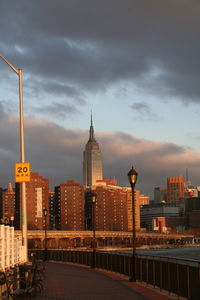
91, 192, 97, 268
43, 208, 48, 261
127, 166, 138, 281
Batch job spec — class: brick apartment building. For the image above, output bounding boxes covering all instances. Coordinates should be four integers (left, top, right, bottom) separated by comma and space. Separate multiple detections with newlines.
95, 184, 128, 231
127, 189, 150, 231
49, 191, 55, 229
15, 172, 49, 230
85, 180, 149, 232
57, 180, 85, 231
2, 183, 15, 224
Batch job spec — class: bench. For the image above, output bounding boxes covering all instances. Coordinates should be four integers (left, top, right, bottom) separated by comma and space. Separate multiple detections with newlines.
0, 261, 45, 299
19, 262, 45, 295
1, 268, 34, 299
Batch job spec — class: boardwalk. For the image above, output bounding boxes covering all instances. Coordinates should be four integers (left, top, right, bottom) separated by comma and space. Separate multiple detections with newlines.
35, 262, 171, 300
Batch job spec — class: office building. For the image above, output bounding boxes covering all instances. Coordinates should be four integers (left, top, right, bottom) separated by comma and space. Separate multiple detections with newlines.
83, 116, 103, 186
185, 197, 200, 212
140, 202, 179, 231
154, 187, 167, 203
167, 176, 185, 203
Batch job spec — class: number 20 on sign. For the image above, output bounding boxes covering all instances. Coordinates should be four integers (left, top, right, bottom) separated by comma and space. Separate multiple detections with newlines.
15, 162, 31, 182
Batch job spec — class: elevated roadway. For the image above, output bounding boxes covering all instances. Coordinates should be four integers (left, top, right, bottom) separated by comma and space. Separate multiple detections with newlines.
15, 230, 192, 249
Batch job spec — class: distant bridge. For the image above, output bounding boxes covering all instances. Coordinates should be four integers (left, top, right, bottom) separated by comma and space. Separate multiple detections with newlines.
15, 230, 191, 249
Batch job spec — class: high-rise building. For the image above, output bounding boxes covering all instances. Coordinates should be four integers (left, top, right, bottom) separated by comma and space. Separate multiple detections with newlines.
167, 176, 185, 203
83, 116, 103, 186
49, 191, 55, 230
54, 186, 61, 230
59, 180, 85, 231
0, 187, 3, 221
15, 172, 49, 230
154, 187, 167, 203
2, 183, 15, 224
85, 180, 149, 232
127, 189, 150, 231
85, 183, 128, 231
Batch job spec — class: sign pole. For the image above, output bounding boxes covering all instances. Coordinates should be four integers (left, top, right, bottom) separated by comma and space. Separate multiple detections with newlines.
0, 55, 28, 263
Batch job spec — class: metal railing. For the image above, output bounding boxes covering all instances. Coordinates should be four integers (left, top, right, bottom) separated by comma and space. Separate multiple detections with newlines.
30, 249, 200, 300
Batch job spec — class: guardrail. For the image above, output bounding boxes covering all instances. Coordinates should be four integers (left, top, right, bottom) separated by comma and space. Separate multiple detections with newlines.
0, 224, 26, 271
30, 249, 200, 300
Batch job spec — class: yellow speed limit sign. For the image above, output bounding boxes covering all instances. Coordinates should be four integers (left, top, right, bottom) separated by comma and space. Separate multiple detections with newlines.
15, 162, 31, 182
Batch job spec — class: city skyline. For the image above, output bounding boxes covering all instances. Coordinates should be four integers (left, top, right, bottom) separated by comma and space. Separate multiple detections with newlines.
1, 1, 200, 197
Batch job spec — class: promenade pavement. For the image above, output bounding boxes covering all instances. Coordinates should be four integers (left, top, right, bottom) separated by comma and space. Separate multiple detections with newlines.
35, 262, 172, 300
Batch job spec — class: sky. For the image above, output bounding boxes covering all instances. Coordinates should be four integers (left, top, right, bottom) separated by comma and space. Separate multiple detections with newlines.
1, 0, 200, 198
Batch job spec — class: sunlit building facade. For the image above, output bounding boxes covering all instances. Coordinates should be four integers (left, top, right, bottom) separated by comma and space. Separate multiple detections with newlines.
167, 176, 185, 203
127, 189, 150, 231
15, 172, 49, 230
85, 182, 128, 231
59, 180, 85, 231
2, 183, 15, 224
83, 117, 103, 186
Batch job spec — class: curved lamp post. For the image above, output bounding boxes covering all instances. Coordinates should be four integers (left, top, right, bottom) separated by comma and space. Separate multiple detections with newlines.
0, 55, 28, 262
91, 192, 97, 268
127, 166, 138, 281
43, 208, 48, 261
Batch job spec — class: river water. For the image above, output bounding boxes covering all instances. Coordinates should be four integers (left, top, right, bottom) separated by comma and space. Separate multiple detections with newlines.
118, 246, 200, 262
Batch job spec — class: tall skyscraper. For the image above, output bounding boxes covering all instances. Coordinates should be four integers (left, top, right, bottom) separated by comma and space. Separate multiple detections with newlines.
83, 116, 103, 186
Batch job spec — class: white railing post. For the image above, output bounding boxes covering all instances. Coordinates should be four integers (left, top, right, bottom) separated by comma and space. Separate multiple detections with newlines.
4, 226, 9, 269
0, 225, 26, 270
0, 225, 5, 271
10, 227, 14, 267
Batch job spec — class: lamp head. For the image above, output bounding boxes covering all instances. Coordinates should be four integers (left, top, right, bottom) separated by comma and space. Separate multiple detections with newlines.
127, 166, 138, 187
43, 208, 48, 216
92, 192, 97, 204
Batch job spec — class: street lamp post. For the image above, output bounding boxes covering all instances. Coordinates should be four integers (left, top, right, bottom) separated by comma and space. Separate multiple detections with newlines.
10, 216, 14, 227
127, 166, 138, 281
43, 208, 48, 261
91, 192, 97, 268
0, 55, 28, 262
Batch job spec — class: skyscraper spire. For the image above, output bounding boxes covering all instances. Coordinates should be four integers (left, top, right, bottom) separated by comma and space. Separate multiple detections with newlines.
91, 110, 93, 126
89, 111, 95, 142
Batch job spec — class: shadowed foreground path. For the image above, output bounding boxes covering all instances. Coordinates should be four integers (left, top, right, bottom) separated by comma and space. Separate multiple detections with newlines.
35, 262, 171, 300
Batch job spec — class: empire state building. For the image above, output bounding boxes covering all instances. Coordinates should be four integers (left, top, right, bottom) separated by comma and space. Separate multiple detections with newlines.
83, 117, 103, 186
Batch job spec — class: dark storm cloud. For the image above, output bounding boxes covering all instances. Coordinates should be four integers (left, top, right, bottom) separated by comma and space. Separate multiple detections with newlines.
0, 0, 200, 102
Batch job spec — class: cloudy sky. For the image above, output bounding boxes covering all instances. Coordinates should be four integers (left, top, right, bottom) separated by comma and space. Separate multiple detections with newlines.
1, 0, 200, 198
